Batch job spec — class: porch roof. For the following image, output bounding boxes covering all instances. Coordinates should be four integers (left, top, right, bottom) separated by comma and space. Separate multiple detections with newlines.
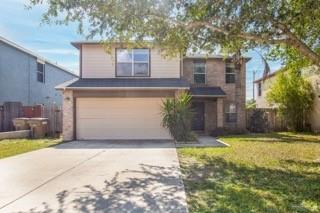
190, 87, 226, 97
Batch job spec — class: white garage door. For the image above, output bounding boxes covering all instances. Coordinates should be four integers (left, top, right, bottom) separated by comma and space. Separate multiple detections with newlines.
76, 98, 171, 140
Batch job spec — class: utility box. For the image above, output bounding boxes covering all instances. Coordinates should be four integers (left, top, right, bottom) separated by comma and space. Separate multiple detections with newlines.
12, 118, 30, 130
27, 118, 48, 138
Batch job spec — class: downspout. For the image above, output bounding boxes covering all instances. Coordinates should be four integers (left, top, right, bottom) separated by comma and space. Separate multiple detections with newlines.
28, 57, 31, 105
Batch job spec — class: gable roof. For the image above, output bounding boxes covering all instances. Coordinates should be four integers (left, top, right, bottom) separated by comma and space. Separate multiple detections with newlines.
0, 36, 78, 77
253, 70, 280, 83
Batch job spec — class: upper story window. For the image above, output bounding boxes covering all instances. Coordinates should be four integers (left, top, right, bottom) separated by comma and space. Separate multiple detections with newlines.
258, 82, 262, 96
193, 60, 206, 84
226, 63, 236, 83
225, 103, 237, 123
37, 61, 45, 83
116, 49, 149, 77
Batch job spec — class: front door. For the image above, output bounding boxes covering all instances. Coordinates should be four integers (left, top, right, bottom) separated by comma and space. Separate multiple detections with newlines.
191, 102, 205, 131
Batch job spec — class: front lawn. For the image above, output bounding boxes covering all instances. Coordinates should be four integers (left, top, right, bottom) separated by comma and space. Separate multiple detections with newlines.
178, 132, 320, 212
0, 138, 62, 159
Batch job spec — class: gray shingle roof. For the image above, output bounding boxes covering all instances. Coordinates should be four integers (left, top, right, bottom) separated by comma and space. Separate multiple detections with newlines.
190, 87, 226, 97
66, 78, 190, 88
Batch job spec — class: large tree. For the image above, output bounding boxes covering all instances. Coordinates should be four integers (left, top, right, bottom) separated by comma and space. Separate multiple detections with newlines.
29, 0, 320, 67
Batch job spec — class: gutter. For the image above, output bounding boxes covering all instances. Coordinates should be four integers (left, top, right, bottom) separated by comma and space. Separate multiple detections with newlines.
57, 86, 190, 91
191, 95, 226, 98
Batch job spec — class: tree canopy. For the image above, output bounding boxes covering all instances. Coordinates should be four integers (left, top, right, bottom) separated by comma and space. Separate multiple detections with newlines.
28, 0, 320, 67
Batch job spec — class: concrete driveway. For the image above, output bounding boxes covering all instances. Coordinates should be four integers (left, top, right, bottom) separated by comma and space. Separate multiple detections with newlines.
0, 140, 188, 213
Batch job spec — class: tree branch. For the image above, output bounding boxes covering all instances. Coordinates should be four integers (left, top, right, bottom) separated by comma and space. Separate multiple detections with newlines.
184, 20, 287, 44
144, 12, 320, 65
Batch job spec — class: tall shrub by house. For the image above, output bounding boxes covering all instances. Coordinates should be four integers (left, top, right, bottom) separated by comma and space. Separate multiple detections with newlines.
161, 92, 195, 142
267, 69, 314, 131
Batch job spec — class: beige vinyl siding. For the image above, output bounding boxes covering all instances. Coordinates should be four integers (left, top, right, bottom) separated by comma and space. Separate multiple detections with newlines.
150, 49, 180, 78
81, 45, 180, 78
82, 45, 115, 78
76, 98, 171, 140
255, 77, 277, 108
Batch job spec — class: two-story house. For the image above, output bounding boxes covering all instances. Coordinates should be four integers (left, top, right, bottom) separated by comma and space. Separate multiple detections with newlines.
57, 42, 249, 141
0, 36, 77, 106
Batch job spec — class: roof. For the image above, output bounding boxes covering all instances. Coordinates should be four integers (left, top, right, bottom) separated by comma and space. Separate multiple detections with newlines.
190, 87, 226, 97
71, 41, 102, 49
254, 70, 280, 83
0, 36, 78, 77
56, 78, 190, 90
71, 41, 249, 62
71, 40, 154, 49
184, 54, 251, 62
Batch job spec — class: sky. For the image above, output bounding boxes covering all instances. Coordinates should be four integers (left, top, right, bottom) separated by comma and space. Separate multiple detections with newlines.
0, 0, 283, 99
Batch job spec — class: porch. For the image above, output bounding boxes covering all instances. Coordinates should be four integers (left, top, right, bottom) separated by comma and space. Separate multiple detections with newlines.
190, 87, 225, 135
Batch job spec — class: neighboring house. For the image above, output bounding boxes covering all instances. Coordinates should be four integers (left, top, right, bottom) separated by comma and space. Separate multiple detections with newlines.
57, 42, 250, 141
254, 69, 320, 132
0, 36, 78, 106
254, 71, 278, 108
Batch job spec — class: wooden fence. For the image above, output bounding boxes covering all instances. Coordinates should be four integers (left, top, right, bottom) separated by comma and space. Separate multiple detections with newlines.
0, 102, 23, 132
43, 105, 62, 137
246, 108, 287, 133
0, 102, 62, 137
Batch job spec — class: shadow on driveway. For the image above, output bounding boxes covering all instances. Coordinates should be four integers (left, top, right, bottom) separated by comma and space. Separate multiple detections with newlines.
25, 163, 188, 213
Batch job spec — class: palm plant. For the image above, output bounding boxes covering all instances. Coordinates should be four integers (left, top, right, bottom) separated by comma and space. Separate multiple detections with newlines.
161, 92, 195, 142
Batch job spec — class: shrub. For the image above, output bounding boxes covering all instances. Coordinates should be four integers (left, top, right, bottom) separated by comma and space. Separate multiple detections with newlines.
267, 69, 314, 131
161, 92, 195, 142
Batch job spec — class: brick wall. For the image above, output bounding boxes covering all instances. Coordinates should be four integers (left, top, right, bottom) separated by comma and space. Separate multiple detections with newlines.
62, 90, 74, 141
183, 58, 247, 132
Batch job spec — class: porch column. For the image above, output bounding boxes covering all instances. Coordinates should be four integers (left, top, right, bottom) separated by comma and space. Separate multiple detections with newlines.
217, 98, 224, 128
62, 90, 74, 141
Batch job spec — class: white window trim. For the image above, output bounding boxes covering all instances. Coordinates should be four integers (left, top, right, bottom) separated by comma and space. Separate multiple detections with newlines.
193, 61, 206, 84
117, 49, 150, 77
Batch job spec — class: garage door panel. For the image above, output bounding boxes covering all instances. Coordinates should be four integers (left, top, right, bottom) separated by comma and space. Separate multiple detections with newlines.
78, 128, 170, 140
77, 118, 162, 128
76, 98, 171, 140
78, 110, 161, 119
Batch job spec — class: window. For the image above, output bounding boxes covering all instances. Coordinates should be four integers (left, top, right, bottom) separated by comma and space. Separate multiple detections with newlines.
116, 49, 149, 77
226, 63, 236, 83
37, 62, 45, 83
258, 82, 262, 96
193, 60, 206, 84
225, 103, 237, 123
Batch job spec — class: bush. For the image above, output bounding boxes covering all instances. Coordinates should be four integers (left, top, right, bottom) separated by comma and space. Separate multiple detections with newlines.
267, 69, 314, 131
161, 92, 196, 142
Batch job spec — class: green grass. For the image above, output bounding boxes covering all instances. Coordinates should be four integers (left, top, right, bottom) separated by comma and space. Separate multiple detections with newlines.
178, 132, 320, 212
0, 138, 62, 159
